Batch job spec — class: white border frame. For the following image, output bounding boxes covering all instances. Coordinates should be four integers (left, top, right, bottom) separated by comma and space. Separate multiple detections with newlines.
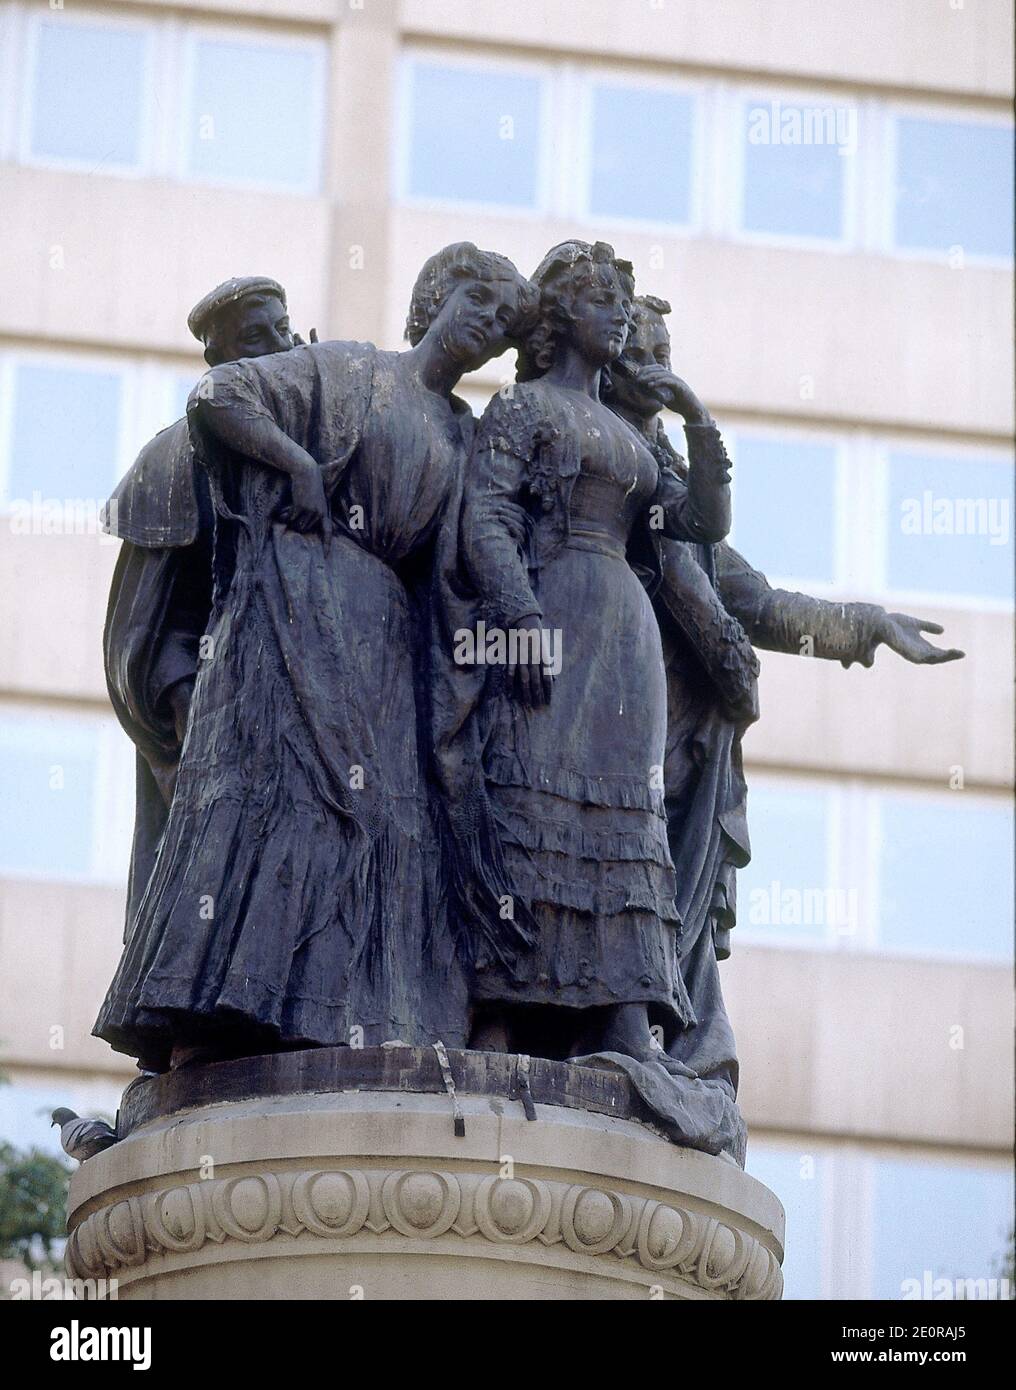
0, 1, 23, 165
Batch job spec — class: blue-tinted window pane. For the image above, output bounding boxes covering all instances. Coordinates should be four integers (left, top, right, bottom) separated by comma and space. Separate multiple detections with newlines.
173, 373, 196, 419
895, 119, 1014, 259
873, 1158, 1013, 1299
187, 40, 322, 189
880, 794, 1014, 960
737, 783, 831, 945
745, 1144, 824, 1299
732, 435, 838, 583
5, 364, 122, 505
741, 102, 847, 239
30, 21, 146, 166
406, 63, 541, 207
0, 720, 98, 878
154, 373, 197, 435
589, 85, 694, 223
888, 451, 1014, 601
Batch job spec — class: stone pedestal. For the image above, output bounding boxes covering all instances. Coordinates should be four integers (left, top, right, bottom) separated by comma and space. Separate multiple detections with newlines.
66, 1048, 784, 1300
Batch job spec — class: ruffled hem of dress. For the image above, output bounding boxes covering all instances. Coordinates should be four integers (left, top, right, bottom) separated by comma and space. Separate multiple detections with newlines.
485, 753, 666, 814
495, 805, 672, 867
95, 784, 429, 1054
469, 976, 687, 1019
500, 857, 683, 926
94, 997, 462, 1061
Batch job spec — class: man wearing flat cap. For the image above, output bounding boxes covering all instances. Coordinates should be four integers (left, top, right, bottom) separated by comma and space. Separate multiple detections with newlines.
103, 276, 309, 937
186, 275, 295, 366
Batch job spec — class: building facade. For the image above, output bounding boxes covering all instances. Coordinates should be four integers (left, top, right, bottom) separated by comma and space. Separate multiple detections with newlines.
0, 0, 1012, 1298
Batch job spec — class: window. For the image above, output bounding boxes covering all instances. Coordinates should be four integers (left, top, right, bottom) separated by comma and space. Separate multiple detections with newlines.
734, 774, 1013, 960
27, 15, 149, 170
749, 1138, 1013, 1299
0, 352, 212, 511
0, 711, 133, 883
736, 780, 835, 947
872, 1156, 1013, 1298
730, 433, 839, 585
402, 59, 544, 208
878, 791, 1014, 961
668, 421, 1014, 604
169, 373, 199, 430
1, 717, 99, 878
586, 82, 695, 225
745, 1143, 823, 1299
18, 11, 327, 193
887, 450, 1014, 603
3, 361, 123, 507
894, 117, 1014, 259
739, 98, 851, 241
184, 35, 324, 191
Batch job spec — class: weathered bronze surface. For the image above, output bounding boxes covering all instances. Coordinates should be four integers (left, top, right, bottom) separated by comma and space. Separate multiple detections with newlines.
91, 242, 962, 1161
116, 1046, 708, 1148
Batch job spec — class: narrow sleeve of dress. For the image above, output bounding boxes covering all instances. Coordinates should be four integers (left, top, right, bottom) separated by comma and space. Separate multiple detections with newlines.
463, 394, 543, 626
716, 544, 884, 666
651, 427, 732, 543
188, 360, 280, 429
684, 422, 733, 541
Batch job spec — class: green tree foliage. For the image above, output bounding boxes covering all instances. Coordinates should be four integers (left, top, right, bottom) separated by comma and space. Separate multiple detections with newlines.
0, 1140, 71, 1269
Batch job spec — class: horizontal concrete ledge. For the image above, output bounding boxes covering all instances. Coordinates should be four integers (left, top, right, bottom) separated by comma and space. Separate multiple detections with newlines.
67, 1084, 785, 1300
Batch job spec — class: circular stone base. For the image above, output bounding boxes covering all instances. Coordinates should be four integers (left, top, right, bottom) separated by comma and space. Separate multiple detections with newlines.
67, 1049, 784, 1300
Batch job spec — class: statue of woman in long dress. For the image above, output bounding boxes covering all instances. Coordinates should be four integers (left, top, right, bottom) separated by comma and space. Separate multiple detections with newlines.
94, 244, 537, 1071
436, 241, 736, 1072
607, 290, 964, 1098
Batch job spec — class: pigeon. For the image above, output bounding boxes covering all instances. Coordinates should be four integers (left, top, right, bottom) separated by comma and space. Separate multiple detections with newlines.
51, 1108, 118, 1162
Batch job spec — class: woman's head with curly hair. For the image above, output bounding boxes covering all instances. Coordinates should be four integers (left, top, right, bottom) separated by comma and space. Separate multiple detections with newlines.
516, 240, 635, 383
404, 242, 539, 358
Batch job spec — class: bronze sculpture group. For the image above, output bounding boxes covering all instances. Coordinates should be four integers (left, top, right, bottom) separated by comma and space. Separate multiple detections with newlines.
94, 244, 962, 1160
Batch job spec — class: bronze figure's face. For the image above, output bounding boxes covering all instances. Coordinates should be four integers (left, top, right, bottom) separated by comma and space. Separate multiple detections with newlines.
624, 307, 672, 371
430, 274, 529, 372
611, 305, 673, 415
567, 266, 633, 367
404, 243, 538, 381
213, 294, 295, 364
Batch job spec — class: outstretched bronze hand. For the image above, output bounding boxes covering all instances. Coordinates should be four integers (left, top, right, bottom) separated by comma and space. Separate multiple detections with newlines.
860, 612, 965, 667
